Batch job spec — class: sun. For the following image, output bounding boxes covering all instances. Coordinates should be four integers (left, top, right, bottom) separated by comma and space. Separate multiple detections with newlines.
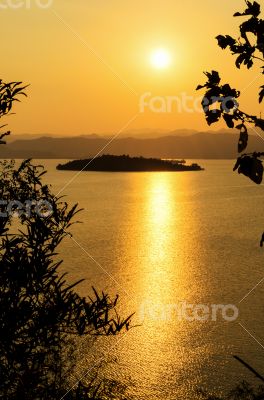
150, 49, 171, 69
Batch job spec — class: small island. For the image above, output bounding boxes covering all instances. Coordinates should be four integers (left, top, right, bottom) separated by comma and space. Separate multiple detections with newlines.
57, 155, 204, 172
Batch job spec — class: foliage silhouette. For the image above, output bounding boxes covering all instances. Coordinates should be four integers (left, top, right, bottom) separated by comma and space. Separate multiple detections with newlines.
0, 79, 28, 145
0, 80, 133, 399
197, 0, 264, 185
0, 159, 133, 399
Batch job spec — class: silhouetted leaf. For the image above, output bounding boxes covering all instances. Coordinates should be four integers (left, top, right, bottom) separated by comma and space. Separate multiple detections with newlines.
236, 124, 249, 152
235, 53, 253, 69
259, 85, 264, 103
223, 113, 235, 128
234, 1, 261, 17
234, 155, 263, 184
216, 35, 236, 49
204, 70, 221, 85
238, 131, 248, 152
205, 109, 222, 125
260, 232, 264, 247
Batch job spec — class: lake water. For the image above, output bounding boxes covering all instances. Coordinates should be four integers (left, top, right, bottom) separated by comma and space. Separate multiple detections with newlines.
34, 159, 264, 399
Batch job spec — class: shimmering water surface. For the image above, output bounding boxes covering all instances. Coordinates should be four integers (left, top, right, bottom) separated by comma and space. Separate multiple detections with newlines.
35, 160, 264, 399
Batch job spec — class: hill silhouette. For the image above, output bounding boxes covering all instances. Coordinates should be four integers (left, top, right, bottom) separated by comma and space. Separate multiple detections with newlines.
1, 131, 264, 159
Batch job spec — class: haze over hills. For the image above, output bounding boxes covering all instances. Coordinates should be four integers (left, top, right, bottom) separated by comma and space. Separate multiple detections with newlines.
1, 129, 263, 159
7, 128, 236, 142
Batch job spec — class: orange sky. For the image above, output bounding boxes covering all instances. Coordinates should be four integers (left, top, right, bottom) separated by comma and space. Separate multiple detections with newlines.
0, 0, 263, 136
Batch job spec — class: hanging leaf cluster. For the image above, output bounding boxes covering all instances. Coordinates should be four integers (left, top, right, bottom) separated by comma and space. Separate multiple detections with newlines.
196, 71, 240, 127
216, 1, 264, 102
233, 152, 264, 184
197, 0, 264, 185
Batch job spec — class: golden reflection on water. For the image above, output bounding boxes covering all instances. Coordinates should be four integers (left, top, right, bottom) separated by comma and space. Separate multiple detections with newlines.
138, 173, 194, 306
142, 173, 178, 302
115, 173, 205, 398
147, 174, 174, 261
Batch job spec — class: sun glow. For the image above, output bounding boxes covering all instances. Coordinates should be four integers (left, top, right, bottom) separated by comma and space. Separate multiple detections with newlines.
150, 49, 171, 69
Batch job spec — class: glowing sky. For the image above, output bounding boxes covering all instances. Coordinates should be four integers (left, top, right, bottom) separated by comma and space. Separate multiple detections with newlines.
0, 0, 263, 135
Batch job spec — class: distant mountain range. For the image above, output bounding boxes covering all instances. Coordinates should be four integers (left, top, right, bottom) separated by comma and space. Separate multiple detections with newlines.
5, 128, 230, 142
1, 130, 263, 159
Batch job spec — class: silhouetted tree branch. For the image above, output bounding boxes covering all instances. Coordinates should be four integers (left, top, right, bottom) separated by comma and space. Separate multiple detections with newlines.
197, 0, 264, 185
0, 80, 28, 144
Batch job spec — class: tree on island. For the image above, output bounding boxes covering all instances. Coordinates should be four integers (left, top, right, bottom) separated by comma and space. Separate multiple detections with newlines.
197, 1, 264, 398
0, 80, 133, 399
